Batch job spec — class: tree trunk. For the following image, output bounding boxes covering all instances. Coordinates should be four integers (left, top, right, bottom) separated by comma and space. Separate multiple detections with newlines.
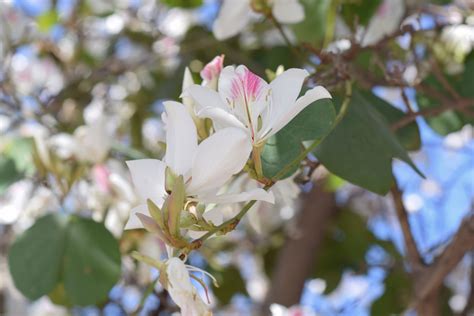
264, 184, 338, 312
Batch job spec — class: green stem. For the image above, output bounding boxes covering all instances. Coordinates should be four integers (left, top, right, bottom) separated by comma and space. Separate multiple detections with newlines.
189, 81, 353, 249
252, 145, 264, 180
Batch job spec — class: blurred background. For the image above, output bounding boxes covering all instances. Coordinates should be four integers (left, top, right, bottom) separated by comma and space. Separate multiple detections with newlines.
0, 0, 473, 315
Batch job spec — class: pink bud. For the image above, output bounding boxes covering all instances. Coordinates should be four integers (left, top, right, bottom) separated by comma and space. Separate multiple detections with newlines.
200, 55, 225, 83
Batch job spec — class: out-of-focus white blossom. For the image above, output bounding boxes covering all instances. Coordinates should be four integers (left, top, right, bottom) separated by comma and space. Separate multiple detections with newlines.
10, 56, 64, 96
213, 0, 305, 40
361, 0, 405, 46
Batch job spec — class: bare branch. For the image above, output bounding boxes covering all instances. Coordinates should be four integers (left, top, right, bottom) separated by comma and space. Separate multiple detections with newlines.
391, 98, 474, 131
413, 213, 474, 307
391, 184, 424, 271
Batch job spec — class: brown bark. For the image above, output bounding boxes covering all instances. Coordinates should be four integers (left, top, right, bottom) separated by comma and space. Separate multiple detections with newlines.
264, 184, 338, 311
413, 213, 474, 315
417, 289, 441, 316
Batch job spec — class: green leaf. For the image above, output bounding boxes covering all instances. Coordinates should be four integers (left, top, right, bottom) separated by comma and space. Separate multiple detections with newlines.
8, 214, 68, 300
371, 269, 412, 315
63, 216, 122, 306
37, 10, 59, 32
416, 52, 474, 135
161, 0, 203, 8
0, 156, 22, 194
313, 210, 372, 292
208, 265, 248, 305
363, 92, 421, 151
8, 214, 121, 306
261, 98, 336, 179
341, 0, 383, 27
4, 137, 36, 176
292, 0, 332, 45
314, 91, 422, 195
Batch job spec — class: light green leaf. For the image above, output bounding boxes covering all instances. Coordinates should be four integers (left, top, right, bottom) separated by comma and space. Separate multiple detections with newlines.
314, 91, 423, 195
37, 10, 59, 32
0, 156, 22, 194
292, 0, 332, 45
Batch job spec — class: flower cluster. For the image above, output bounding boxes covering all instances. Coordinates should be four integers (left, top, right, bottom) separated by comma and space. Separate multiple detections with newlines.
126, 56, 331, 314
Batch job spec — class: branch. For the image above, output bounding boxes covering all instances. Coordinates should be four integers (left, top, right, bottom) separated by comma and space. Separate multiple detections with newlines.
391, 98, 474, 131
412, 213, 474, 306
391, 184, 424, 271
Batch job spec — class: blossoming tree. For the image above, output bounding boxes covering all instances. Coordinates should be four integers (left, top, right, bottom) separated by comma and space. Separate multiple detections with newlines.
1, 0, 474, 315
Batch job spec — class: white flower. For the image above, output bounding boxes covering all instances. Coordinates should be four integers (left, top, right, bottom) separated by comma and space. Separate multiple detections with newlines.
125, 102, 274, 229
47, 117, 112, 164
186, 65, 331, 148
213, 0, 305, 40
361, 0, 405, 46
164, 258, 212, 316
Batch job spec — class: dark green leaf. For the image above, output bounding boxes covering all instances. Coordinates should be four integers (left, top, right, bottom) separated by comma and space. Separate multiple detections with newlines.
8, 214, 121, 306
314, 91, 422, 195
341, 0, 383, 27
416, 53, 474, 135
8, 214, 68, 300
209, 265, 248, 305
63, 216, 122, 306
363, 91, 421, 151
261, 98, 336, 179
313, 210, 373, 292
371, 269, 412, 315
0, 156, 22, 194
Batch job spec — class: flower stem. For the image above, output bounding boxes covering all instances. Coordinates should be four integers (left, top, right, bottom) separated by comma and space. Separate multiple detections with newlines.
252, 145, 264, 180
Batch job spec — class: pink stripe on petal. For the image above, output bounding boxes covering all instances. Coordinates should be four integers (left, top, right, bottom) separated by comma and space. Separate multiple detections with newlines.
230, 67, 264, 102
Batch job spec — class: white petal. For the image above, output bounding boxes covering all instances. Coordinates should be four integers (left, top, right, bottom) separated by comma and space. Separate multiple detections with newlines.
124, 204, 149, 230
197, 106, 247, 130
260, 68, 308, 138
267, 86, 331, 139
272, 0, 305, 24
187, 128, 252, 195
185, 84, 228, 113
164, 101, 198, 176
213, 0, 252, 40
181, 67, 195, 110
126, 159, 167, 204
218, 65, 270, 132
166, 258, 211, 316
199, 188, 275, 204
